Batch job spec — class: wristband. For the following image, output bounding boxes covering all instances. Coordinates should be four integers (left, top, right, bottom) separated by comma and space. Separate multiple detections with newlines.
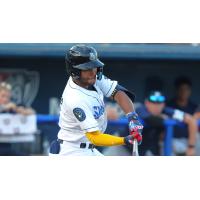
126, 111, 138, 121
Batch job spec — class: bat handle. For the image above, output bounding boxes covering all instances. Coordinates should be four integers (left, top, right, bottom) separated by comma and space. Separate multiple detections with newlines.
132, 139, 139, 156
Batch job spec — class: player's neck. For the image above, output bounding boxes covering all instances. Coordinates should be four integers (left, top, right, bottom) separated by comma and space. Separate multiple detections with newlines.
176, 98, 188, 107
73, 79, 90, 89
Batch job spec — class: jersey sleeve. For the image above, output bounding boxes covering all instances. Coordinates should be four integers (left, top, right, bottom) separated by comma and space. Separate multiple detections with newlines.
70, 101, 99, 133
96, 75, 118, 97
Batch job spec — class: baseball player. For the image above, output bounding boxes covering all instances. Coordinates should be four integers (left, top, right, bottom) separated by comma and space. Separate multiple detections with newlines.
49, 45, 143, 156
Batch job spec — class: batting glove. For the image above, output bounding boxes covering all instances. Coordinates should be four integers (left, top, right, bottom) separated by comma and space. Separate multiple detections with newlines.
126, 112, 143, 145
124, 132, 142, 145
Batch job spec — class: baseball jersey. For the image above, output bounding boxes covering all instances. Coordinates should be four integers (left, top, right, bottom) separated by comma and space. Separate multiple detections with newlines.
57, 75, 118, 143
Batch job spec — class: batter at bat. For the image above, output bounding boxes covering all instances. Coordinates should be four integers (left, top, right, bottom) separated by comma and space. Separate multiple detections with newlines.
49, 44, 143, 156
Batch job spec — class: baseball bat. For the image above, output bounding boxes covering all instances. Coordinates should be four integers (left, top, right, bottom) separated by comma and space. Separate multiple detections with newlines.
132, 139, 139, 156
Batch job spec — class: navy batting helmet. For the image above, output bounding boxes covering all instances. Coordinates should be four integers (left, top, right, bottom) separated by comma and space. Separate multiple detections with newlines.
65, 45, 104, 80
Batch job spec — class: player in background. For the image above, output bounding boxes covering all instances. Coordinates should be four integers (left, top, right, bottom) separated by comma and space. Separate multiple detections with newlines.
49, 44, 143, 156
0, 82, 35, 115
0, 82, 35, 155
166, 77, 198, 155
136, 91, 197, 156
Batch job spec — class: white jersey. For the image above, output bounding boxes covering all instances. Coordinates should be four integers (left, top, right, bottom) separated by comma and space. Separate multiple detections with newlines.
58, 75, 117, 143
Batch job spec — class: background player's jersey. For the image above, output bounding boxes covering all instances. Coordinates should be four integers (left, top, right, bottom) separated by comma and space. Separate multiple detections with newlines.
58, 75, 117, 143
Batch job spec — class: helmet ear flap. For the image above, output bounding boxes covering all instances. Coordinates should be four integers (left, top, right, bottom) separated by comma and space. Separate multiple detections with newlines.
67, 66, 81, 79
71, 68, 81, 79
65, 57, 81, 79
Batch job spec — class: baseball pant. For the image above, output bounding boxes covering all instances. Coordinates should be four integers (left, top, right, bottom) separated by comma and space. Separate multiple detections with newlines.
49, 140, 104, 156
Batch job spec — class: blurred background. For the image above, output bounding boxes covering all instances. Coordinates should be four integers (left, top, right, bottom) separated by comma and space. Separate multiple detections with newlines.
0, 43, 200, 156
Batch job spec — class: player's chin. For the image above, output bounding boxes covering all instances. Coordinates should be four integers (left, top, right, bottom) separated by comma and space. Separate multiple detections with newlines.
87, 78, 96, 85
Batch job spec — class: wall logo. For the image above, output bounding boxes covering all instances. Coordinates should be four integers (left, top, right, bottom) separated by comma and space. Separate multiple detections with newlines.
0, 69, 40, 106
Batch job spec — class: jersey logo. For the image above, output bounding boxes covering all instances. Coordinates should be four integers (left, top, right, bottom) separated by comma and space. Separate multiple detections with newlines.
93, 106, 104, 119
73, 108, 86, 122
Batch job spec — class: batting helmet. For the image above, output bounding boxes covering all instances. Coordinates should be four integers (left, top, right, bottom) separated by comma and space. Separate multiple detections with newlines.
65, 45, 104, 80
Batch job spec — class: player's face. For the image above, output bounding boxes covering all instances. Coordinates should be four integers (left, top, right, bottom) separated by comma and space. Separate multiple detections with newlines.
177, 84, 191, 101
80, 68, 97, 87
0, 89, 11, 105
145, 100, 165, 115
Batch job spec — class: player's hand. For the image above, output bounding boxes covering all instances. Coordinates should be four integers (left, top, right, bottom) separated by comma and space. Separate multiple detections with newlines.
124, 132, 142, 146
186, 147, 196, 156
126, 112, 143, 145
4, 102, 17, 111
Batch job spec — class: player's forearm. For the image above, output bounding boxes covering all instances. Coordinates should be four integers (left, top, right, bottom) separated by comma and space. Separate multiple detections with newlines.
188, 122, 197, 146
86, 131, 125, 146
184, 114, 197, 146
114, 91, 135, 114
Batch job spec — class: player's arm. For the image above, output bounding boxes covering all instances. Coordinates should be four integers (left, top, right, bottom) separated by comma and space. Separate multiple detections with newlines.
183, 113, 197, 150
85, 87, 143, 147
107, 84, 143, 145
111, 85, 135, 114
96, 79, 143, 146
113, 90, 135, 114
86, 130, 125, 146
163, 107, 197, 154
84, 93, 143, 146
86, 130, 142, 146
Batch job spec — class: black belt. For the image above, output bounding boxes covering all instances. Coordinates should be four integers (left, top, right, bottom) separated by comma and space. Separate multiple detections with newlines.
80, 143, 95, 149
57, 139, 95, 149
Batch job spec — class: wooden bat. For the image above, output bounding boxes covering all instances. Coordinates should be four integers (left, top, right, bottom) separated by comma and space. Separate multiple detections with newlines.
132, 139, 139, 156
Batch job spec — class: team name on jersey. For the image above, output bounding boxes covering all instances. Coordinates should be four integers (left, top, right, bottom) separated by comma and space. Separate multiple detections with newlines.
93, 106, 104, 119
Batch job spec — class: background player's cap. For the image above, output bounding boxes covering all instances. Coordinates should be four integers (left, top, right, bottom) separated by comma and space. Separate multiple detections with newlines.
147, 91, 166, 103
